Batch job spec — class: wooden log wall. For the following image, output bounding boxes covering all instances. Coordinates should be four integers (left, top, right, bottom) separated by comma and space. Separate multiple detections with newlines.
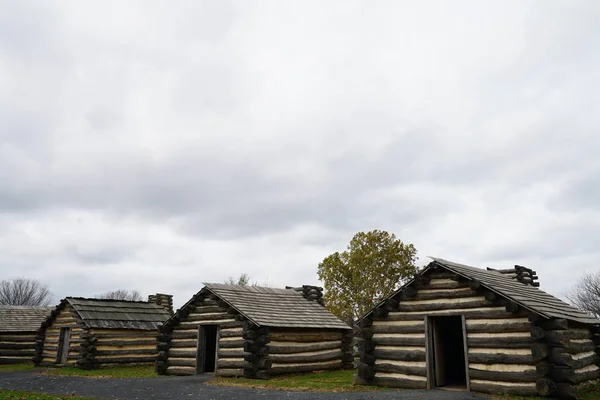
0, 331, 37, 364
87, 328, 158, 367
37, 304, 85, 366
354, 269, 542, 396
157, 292, 246, 376
534, 320, 600, 400
264, 328, 353, 378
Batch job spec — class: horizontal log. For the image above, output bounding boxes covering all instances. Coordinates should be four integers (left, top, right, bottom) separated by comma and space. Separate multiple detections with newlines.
218, 348, 247, 358
549, 365, 600, 384
556, 383, 579, 400
95, 349, 155, 356
413, 280, 469, 290
572, 351, 598, 369
396, 298, 491, 312
468, 350, 537, 365
357, 339, 375, 353
0, 356, 34, 364
372, 347, 426, 362
371, 322, 425, 334
92, 332, 158, 339
97, 340, 156, 347
466, 321, 531, 334
469, 367, 542, 382
372, 335, 425, 347
467, 337, 534, 348
374, 361, 426, 376
219, 321, 244, 329
215, 368, 243, 377
219, 329, 243, 338
0, 335, 37, 342
169, 349, 197, 358
217, 358, 246, 369
270, 349, 343, 364
95, 356, 156, 364
372, 374, 427, 389
470, 380, 538, 396
0, 343, 36, 350
170, 330, 198, 340
402, 287, 475, 301
190, 305, 228, 314
386, 307, 520, 320
269, 341, 341, 354
186, 313, 233, 323
169, 340, 197, 348
566, 339, 596, 354
0, 349, 48, 357
218, 339, 245, 348
269, 332, 343, 343
166, 366, 195, 375
167, 358, 196, 367
270, 360, 342, 375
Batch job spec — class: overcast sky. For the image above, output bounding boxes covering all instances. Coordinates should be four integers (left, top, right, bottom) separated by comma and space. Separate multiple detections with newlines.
1, 1, 599, 308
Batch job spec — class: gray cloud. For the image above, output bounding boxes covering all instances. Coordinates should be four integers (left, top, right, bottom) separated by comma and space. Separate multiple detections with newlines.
0, 0, 599, 307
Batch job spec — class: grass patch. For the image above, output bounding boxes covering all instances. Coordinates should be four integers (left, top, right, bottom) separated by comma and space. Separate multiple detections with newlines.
0, 389, 97, 400
210, 369, 388, 392
0, 364, 35, 373
490, 380, 599, 400
42, 365, 157, 379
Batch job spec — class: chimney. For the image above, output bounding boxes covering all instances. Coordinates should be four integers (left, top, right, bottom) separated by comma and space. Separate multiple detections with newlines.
286, 285, 325, 306
487, 266, 540, 287
148, 293, 174, 314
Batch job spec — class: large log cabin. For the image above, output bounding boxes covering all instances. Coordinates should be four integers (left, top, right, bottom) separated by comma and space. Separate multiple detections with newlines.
34, 294, 172, 369
0, 306, 52, 364
354, 258, 600, 400
157, 284, 353, 378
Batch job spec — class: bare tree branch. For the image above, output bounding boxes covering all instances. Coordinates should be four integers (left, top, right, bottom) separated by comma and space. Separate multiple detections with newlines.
0, 278, 53, 306
566, 271, 600, 318
97, 290, 143, 301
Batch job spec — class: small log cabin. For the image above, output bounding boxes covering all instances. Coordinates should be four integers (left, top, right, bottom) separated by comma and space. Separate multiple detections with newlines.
0, 306, 52, 364
157, 284, 353, 378
355, 258, 600, 400
34, 294, 172, 369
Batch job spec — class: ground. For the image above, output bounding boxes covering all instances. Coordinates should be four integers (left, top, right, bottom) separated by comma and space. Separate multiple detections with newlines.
0, 366, 597, 400
0, 368, 484, 400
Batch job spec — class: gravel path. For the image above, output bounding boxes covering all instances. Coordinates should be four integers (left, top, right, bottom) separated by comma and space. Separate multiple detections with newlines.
0, 370, 489, 400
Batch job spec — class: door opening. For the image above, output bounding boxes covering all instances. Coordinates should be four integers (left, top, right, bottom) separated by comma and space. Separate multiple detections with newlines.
56, 327, 71, 364
430, 316, 467, 389
197, 325, 218, 373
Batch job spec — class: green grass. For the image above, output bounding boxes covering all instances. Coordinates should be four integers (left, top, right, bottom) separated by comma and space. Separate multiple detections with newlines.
0, 389, 98, 400
210, 369, 388, 392
490, 380, 599, 400
42, 365, 157, 379
0, 364, 35, 372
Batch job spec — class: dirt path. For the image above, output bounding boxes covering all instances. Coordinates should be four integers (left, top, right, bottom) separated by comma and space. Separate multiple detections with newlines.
0, 370, 488, 400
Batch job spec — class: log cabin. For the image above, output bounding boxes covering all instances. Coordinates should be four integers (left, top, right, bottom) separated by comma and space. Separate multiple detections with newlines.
157, 284, 353, 378
34, 294, 172, 369
354, 258, 600, 400
0, 305, 52, 364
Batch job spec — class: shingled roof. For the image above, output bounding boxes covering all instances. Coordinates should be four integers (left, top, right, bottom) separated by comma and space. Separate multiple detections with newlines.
202, 283, 351, 330
429, 258, 600, 325
0, 305, 53, 332
56, 298, 171, 330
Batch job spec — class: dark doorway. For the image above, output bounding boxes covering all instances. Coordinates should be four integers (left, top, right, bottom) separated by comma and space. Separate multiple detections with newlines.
430, 316, 467, 388
197, 325, 218, 373
56, 327, 71, 364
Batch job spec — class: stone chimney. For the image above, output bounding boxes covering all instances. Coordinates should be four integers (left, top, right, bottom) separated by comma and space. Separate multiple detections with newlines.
148, 293, 174, 314
286, 285, 325, 306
